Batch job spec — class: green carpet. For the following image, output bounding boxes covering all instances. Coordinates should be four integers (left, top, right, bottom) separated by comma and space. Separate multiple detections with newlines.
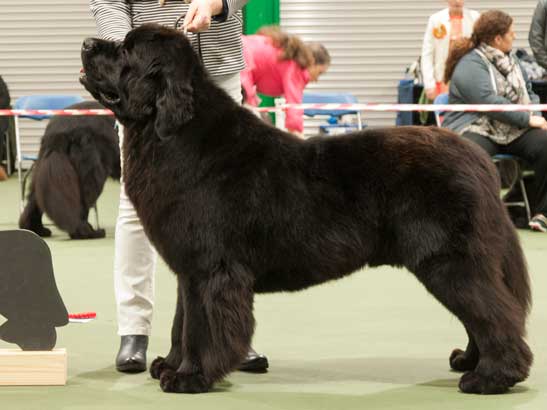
1, 175, 546, 409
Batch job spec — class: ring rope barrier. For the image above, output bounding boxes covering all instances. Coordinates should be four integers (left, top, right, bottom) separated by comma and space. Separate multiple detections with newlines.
3, 103, 547, 117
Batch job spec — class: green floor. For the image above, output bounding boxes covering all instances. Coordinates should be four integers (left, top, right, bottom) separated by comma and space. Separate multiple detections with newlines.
1, 175, 546, 410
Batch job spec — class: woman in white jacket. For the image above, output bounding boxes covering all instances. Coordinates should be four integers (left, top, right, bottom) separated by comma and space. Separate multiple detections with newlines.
421, 0, 479, 100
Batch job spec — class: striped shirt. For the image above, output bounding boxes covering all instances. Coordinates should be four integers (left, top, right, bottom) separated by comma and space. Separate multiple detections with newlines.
89, 0, 248, 77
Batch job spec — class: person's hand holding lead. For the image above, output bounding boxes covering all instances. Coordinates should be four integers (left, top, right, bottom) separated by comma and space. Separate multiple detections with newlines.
183, 0, 223, 33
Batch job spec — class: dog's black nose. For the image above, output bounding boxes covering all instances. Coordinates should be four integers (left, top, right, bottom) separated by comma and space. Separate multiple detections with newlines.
82, 38, 97, 52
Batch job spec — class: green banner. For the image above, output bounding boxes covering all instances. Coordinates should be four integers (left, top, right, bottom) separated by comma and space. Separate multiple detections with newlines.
243, 0, 280, 34
243, 0, 280, 113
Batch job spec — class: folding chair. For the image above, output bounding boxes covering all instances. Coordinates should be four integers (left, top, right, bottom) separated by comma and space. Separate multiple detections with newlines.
14, 95, 102, 229
433, 92, 449, 126
303, 92, 364, 133
492, 155, 532, 223
433, 93, 532, 223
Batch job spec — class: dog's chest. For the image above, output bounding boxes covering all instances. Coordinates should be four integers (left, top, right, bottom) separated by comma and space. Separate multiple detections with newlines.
122, 136, 164, 207
122, 135, 196, 227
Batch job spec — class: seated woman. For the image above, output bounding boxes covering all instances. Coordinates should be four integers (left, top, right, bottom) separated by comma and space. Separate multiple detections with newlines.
443, 9, 547, 232
241, 26, 330, 137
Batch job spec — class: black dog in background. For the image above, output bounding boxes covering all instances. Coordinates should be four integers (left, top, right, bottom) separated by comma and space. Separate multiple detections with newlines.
19, 101, 120, 239
81, 25, 532, 395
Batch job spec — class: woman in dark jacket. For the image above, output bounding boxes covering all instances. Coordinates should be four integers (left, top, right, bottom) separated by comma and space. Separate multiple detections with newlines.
529, 0, 547, 70
0, 75, 11, 180
443, 9, 547, 232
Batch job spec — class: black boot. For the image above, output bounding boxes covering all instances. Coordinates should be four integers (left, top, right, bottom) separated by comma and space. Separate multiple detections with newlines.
238, 347, 269, 373
116, 335, 148, 373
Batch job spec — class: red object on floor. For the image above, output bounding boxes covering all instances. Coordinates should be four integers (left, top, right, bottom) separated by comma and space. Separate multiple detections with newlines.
68, 312, 97, 321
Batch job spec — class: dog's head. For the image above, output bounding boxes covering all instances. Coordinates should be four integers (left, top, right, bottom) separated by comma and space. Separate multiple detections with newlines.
80, 24, 198, 139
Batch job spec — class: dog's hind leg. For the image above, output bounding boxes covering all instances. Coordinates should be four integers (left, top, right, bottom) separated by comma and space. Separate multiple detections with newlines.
69, 221, 106, 239
415, 254, 532, 394
68, 207, 105, 239
19, 188, 51, 237
76, 158, 108, 239
449, 326, 479, 372
150, 281, 184, 380
159, 263, 255, 393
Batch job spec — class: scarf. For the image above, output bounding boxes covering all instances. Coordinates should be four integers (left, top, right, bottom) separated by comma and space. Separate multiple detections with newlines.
464, 43, 530, 144
479, 43, 529, 104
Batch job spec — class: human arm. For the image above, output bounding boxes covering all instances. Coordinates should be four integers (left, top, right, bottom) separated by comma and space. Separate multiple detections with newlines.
451, 55, 532, 128
421, 15, 437, 99
521, 60, 547, 129
183, 0, 249, 32
89, 0, 132, 41
529, 1, 547, 70
521, 59, 541, 108
240, 69, 260, 106
282, 63, 307, 134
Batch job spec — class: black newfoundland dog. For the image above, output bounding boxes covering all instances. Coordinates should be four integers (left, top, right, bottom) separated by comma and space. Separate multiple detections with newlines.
19, 101, 120, 239
80, 24, 532, 394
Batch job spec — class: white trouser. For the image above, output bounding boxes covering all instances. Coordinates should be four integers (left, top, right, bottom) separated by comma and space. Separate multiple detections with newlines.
115, 73, 243, 336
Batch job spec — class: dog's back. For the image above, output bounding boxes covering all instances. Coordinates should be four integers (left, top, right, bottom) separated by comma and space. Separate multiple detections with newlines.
244, 126, 504, 287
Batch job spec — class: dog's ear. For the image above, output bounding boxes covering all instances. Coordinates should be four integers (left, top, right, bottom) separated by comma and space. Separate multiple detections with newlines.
154, 68, 194, 141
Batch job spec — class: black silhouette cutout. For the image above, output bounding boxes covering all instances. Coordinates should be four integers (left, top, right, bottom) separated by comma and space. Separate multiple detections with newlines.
0, 230, 68, 350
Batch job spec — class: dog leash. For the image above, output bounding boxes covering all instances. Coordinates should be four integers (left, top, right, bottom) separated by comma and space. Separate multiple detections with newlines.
174, 13, 203, 64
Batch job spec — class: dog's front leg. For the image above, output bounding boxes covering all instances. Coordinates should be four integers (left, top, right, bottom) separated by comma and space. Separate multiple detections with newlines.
150, 281, 184, 379
449, 326, 479, 372
159, 265, 255, 393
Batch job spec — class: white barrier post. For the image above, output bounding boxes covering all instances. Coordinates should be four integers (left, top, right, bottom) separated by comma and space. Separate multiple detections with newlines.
274, 98, 286, 131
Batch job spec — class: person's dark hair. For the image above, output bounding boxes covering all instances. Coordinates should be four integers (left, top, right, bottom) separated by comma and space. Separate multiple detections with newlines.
444, 10, 513, 82
0, 75, 10, 109
258, 26, 326, 69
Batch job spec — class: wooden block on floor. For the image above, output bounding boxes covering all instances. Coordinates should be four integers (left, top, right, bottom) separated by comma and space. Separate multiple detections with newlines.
0, 349, 67, 386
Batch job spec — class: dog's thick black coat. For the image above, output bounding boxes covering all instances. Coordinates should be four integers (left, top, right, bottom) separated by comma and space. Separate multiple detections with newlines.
19, 101, 120, 239
80, 25, 532, 394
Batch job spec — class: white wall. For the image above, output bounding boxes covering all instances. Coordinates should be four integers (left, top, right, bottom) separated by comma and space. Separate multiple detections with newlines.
0, 1, 97, 160
281, 0, 538, 133
0, 1, 541, 157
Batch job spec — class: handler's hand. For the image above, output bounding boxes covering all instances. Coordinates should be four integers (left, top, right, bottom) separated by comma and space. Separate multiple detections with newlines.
183, 0, 223, 33
529, 115, 547, 130
425, 88, 437, 101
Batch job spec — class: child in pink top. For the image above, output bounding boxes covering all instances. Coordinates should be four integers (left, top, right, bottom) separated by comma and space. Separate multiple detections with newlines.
241, 27, 330, 136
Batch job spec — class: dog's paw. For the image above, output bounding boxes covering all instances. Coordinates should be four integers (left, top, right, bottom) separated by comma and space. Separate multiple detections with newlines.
449, 348, 478, 372
92, 228, 106, 239
159, 369, 212, 394
459, 371, 512, 395
35, 227, 52, 237
21, 224, 52, 237
150, 356, 174, 380
69, 227, 105, 240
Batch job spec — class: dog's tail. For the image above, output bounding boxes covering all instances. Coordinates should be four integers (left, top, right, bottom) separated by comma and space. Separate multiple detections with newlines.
501, 223, 531, 315
34, 151, 82, 233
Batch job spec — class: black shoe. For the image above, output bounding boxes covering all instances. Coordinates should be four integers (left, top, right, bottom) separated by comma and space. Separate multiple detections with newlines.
116, 335, 148, 373
238, 347, 269, 373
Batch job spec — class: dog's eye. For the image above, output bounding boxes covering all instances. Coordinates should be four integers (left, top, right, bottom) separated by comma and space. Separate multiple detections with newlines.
99, 90, 121, 105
